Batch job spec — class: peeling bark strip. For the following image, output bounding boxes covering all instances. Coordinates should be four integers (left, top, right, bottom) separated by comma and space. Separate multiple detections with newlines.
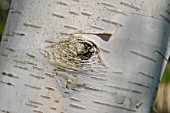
71, 33, 113, 41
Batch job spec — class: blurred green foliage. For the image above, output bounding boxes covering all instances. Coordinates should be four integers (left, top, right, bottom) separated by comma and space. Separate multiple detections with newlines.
0, 0, 11, 39
0, 20, 5, 38
161, 69, 170, 83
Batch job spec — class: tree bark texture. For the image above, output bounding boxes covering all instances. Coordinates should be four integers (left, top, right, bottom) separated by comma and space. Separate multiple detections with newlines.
0, 0, 170, 113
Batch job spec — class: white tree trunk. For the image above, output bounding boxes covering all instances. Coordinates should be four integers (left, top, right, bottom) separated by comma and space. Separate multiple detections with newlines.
0, 0, 170, 113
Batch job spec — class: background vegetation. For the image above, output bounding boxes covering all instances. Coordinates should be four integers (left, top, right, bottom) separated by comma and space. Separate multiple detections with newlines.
0, 0, 10, 38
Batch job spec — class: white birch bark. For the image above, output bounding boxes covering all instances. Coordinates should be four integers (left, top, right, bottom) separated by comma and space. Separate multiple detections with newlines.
0, 0, 170, 113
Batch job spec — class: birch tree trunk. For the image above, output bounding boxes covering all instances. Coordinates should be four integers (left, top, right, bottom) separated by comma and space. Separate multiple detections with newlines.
0, 0, 170, 113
